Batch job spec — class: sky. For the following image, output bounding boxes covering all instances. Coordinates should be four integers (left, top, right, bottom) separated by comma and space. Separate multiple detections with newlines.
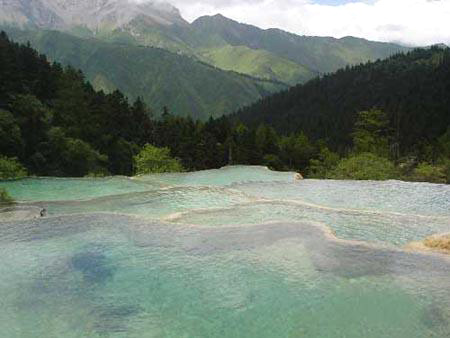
162, 0, 450, 46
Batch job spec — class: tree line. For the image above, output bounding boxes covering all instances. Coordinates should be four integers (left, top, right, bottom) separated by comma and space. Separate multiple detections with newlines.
0, 32, 449, 186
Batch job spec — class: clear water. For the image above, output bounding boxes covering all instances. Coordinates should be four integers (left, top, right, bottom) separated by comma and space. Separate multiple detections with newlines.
1, 166, 449, 337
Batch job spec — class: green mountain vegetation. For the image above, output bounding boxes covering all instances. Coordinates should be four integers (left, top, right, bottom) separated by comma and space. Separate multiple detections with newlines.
3, 28, 286, 120
134, 144, 184, 175
99, 14, 409, 84
0, 0, 410, 119
1, 33, 448, 183
235, 47, 450, 152
234, 47, 450, 182
191, 15, 410, 74
198, 45, 317, 85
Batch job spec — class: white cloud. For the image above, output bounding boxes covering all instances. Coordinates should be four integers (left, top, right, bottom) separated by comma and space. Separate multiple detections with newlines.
166, 0, 450, 46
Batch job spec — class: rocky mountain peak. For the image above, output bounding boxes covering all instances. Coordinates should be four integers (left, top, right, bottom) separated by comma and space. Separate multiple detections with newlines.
0, 0, 186, 30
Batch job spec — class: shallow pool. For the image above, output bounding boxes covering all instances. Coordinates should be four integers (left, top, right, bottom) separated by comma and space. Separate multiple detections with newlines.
1, 166, 449, 337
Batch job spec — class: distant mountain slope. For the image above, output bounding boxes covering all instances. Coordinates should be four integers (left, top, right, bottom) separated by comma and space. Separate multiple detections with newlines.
235, 47, 450, 154
192, 14, 410, 74
0, 0, 411, 118
198, 45, 317, 85
0, 1, 409, 80
5, 28, 285, 119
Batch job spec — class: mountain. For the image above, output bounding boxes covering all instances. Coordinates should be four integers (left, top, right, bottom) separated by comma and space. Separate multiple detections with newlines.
0, 0, 187, 30
191, 14, 410, 74
234, 46, 450, 156
4, 28, 285, 120
0, 0, 410, 118
102, 12, 410, 82
0, 1, 409, 73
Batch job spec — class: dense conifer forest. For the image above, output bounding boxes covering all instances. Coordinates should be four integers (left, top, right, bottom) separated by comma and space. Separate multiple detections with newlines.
235, 47, 450, 158
0, 32, 449, 183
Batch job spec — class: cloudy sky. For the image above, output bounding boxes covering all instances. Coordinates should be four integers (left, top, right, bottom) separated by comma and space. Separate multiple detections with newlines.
164, 0, 450, 46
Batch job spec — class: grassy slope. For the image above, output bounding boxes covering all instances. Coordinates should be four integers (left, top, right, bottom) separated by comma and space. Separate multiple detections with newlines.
89, 16, 403, 86
199, 45, 317, 85
191, 15, 410, 74
5, 28, 286, 119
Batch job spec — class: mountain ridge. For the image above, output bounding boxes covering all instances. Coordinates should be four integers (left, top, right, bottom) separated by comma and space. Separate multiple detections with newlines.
3, 27, 286, 120
0, 0, 187, 30
0, 0, 412, 119
191, 14, 410, 74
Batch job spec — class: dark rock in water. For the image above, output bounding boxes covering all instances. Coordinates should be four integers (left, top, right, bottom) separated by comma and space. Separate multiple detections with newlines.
71, 251, 115, 284
421, 305, 449, 330
92, 305, 143, 334
40, 208, 47, 217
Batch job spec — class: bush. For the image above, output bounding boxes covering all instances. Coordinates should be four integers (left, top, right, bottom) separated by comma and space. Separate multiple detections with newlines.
263, 154, 283, 171
308, 146, 340, 178
0, 188, 13, 204
0, 156, 27, 179
46, 128, 109, 177
134, 144, 184, 175
410, 163, 447, 184
330, 153, 398, 181
84, 168, 110, 178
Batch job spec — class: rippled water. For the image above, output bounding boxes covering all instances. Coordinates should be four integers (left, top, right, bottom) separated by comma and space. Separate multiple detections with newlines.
1, 166, 449, 337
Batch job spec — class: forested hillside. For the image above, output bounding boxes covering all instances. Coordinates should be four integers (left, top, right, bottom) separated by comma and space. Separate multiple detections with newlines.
236, 47, 450, 158
3, 28, 284, 120
0, 32, 263, 177
1, 34, 448, 183
0, 0, 409, 119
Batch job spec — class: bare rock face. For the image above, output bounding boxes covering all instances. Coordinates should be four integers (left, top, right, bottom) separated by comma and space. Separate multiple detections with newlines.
0, 0, 65, 29
0, 0, 187, 31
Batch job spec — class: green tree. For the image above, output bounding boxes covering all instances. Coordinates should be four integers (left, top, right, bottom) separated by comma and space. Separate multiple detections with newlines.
0, 109, 24, 157
134, 144, 184, 175
263, 154, 283, 171
410, 163, 447, 184
330, 153, 398, 181
11, 95, 51, 162
0, 156, 27, 179
438, 127, 450, 159
255, 124, 279, 162
279, 132, 315, 171
46, 127, 108, 177
107, 138, 139, 176
352, 109, 391, 158
308, 143, 340, 178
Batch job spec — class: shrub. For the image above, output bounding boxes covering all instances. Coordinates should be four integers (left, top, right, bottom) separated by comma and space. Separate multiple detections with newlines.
263, 154, 283, 171
330, 153, 398, 181
0, 188, 13, 204
134, 144, 184, 175
0, 156, 27, 179
410, 163, 447, 184
47, 128, 109, 177
308, 146, 340, 178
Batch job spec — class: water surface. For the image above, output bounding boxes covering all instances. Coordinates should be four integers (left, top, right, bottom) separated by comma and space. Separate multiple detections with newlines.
1, 166, 449, 337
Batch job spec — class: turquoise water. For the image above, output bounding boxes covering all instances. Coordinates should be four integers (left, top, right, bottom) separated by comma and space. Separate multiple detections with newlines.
1, 166, 449, 337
